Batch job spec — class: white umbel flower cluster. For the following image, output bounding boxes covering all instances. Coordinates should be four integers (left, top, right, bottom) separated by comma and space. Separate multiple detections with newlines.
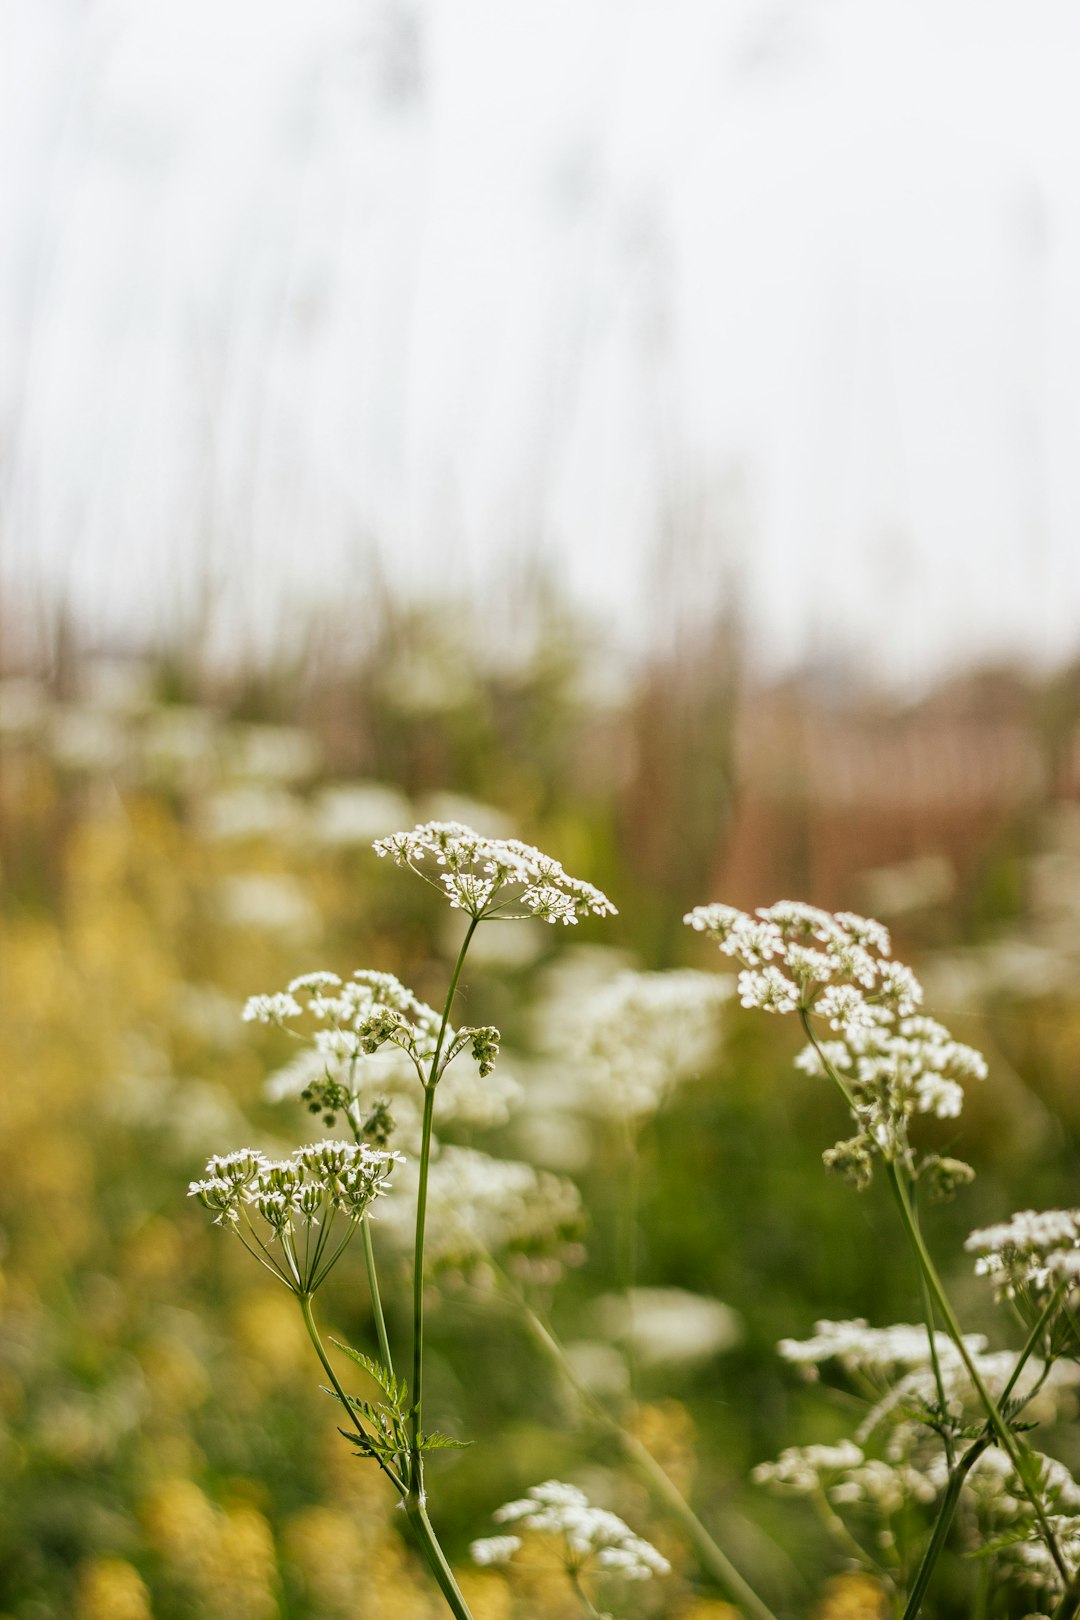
472, 1479, 670, 1582
966, 1208, 1080, 1302
685, 899, 987, 1176
188, 1141, 401, 1293
244, 970, 446, 1067
543, 968, 730, 1120
245, 966, 515, 1150
759, 1314, 1080, 1560
378, 1146, 585, 1281
374, 820, 617, 925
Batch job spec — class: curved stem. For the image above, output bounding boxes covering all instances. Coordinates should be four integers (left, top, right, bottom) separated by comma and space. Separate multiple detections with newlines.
410, 915, 479, 1493
886, 1163, 1066, 1583
517, 1296, 784, 1620
297, 1292, 405, 1494
901, 1436, 991, 1620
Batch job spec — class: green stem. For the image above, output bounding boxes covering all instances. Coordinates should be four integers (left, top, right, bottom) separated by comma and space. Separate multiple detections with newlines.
403, 1495, 477, 1620
907, 1179, 952, 1467
297, 1292, 405, 1494
798, 1013, 1067, 1588
361, 1215, 394, 1378
410, 916, 479, 1493
901, 1436, 991, 1620
519, 1300, 784, 1620
899, 1278, 1064, 1618
886, 1162, 1066, 1582
567, 1565, 605, 1618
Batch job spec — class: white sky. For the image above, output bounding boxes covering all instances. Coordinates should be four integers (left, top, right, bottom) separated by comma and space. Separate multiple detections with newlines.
3, 0, 1080, 682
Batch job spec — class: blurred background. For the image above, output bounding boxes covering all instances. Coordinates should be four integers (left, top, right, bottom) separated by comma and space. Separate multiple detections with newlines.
4, 3, 1080, 1617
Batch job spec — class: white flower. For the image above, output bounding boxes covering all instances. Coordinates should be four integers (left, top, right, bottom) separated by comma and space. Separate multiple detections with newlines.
374, 821, 616, 924
738, 967, 798, 1014
488, 1480, 669, 1581
752, 1441, 865, 1495
541, 969, 729, 1120
242, 992, 303, 1025
469, 1536, 522, 1566
377, 1146, 585, 1279
966, 1208, 1080, 1300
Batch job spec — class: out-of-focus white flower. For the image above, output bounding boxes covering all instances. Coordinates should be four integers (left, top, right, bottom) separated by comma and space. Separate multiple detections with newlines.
217, 875, 320, 939
374, 820, 615, 925
309, 781, 413, 847
541, 969, 730, 1121
469, 1535, 522, 1566
591, 1288, 740, 1367
752, 1442, 865, 1495
51, 707, 130, 772
225, 723, 321, 783
377, 1146, 585, 1279
0, 679, 49, 737
486, 1479, 669, 1581
199, 786, 305, 843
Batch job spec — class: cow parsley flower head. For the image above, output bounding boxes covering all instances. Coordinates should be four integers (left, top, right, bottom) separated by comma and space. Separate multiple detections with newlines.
245, 966, 512, 1143
687, 898, 986, 1182
479, 1480, 669, 1582
683, 899, 905, 1025
373, 821, 616, 924
189, 1140, 402, 1293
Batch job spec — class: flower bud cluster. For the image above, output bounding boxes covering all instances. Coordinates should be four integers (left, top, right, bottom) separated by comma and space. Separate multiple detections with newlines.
189, 1141, 402, 1292
374, 820, 616, 925
472, 1479, 669, 1582
685, 899, 987, 1176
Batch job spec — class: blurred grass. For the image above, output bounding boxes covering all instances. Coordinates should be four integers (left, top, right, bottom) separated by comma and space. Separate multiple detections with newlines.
3, 597, 1080, 1617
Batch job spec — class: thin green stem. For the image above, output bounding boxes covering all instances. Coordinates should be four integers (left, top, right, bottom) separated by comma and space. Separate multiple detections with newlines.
403, 1496, 476, 1620
297, 1292, 405, 1495
907, 1179, 952, 1467
517, 1296, 784, 1620
900, 1435, 991, 1620
567, 1565, 605, 1618
899, 1281, 1066, 1618
886, 1162, 1066, 1582
410, 915, 479, 1494
362, 1215, 395, 1377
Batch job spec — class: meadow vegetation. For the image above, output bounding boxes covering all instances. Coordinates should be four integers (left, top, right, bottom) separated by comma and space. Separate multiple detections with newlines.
4, 600, 1080, 1618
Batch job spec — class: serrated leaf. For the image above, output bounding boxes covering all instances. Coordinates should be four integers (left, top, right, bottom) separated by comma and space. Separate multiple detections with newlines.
330, 1339, 408, 1412
419, 1430, 473, 1451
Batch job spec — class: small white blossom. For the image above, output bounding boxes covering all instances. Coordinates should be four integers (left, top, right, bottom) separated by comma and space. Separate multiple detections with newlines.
378, 1146, 585, 1279
752, 1441, 865, 1495
738, 967, 798, 1014
243, 992, 303, 1025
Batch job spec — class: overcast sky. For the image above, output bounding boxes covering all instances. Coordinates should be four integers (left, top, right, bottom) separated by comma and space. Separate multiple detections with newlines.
4, 0, 1080, 683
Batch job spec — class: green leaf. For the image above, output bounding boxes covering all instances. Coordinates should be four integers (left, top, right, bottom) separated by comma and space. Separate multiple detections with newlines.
330, 1339, 408, 1412
419, 1430, 473, 1451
